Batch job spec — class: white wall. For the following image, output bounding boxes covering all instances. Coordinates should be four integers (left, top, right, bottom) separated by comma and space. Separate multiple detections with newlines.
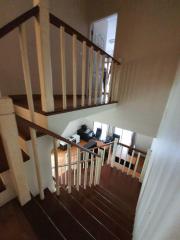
133, 60, 180, 240
0, 0, 89, 96
87, 0, 180, 137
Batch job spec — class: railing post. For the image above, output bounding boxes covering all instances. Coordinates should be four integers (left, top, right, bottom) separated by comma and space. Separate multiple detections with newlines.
33, 0, 54, 112
107, 143, 112, 164
94, 51, 100, 105
76, 148, 81, 191
88, 47, 94, 106
0, 97, 31, 205
139, 150, 151, 182
133, 152, 141, 178
72, 34, 77, 108
111, 139, 118, 167
97, 149, 103, 185
127, 150, 135, 175
53, 138, 60, 196
81, 41, 87, 107
89, 151, 94, 187
84, 152, 89, 189
67, 144, 72, 193
99, 55, 105, 103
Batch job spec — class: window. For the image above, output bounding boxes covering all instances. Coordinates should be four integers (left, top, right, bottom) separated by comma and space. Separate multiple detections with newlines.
93, 121, 109, 141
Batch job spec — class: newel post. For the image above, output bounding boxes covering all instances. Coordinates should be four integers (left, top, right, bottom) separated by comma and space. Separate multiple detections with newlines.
33, 0, 54, 112
0, 97, 31, 205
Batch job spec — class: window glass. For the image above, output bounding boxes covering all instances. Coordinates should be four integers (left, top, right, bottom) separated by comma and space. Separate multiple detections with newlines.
101, 123, 109, 141
93, 121, 101, 133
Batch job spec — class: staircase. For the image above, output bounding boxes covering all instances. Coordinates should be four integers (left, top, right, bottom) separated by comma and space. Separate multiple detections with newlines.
21, 165, 140, 240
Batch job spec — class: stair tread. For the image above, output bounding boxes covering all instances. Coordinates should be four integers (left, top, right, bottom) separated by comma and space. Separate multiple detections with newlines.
80, 186, 133, 232
22, 197, 64, 240
58, 187, 119, 240
36, 189, 94, 240
71, 187, 132, 240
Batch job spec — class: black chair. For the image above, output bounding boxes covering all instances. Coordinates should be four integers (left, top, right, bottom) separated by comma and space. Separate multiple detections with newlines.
95, 128, 102, 140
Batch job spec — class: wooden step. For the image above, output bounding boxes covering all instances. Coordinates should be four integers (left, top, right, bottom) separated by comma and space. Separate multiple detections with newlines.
0, 176, 6, 193
58, 187, 119, 240
22, 197, 65, 240
80, 186, 133, 232
36, 189, 94, 240
0, 135, 9, 173
71, 187, 132, 240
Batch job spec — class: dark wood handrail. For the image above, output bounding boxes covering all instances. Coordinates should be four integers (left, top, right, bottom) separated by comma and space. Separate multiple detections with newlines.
49, 13, 120, 65
118, 142, 147, 155
0, 6, 39, 39
21, 118, 100, 157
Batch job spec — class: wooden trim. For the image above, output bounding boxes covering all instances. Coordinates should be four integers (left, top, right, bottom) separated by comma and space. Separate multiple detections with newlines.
0, 6, 39, 38
49, 13, 120, 65
20, 118, 100, 157
118, 142, 147, 155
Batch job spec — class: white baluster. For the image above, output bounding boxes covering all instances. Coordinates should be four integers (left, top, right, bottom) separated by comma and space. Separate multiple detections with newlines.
99, 55, 105, 103
88, 46, 94, 106
94, 51, 100, 104
107, 143, 112, 165
81, 41, 86, 107
139, 149, 151, 183
84, 152, 89, 189
127, 150, 135, 175
111, 138, 118, 167
133, 152, 141, 178
67, 144, 72, 193
122, 149, 129, 173
53, 138, 60, 195
72, 34, 77, 108
60, 26, 67, 109
89, 152, 94, 187
76, 148, 81, 191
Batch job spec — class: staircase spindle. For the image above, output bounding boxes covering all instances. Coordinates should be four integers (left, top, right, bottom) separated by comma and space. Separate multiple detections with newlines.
81, 41, 86, 106
99, 55, 105, 103
97, 149, 103, 185
104, 57, 110, 103
94, 51, 100, 104
127, 150, 135, 175
107, 143, 112, 164
64, 153, 68, 185
19, 23, 44, 200
60, 26, 67, 109
108, 61, 114, 102
53, 138, 60, 195
139, 149, 151, 183
79, 159, 82, 186
111, 138, 118, 167
118, 145, 123, 165
122, 150, 129, 172
84, 152, 89, 189
133, 152, 141, 178
88, 46, 94, 106
67, 144, 72, 193
72, 34, 77, 108
76, 148, 81, 191
89, 152, 94, 187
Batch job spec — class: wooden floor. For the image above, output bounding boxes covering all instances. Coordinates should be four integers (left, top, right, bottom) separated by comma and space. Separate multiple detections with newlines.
11, 95, 117, 115
0, 165, 141, 240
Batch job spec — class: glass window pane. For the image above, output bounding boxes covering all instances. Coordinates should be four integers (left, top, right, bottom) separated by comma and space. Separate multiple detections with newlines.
101, 123, 109, 141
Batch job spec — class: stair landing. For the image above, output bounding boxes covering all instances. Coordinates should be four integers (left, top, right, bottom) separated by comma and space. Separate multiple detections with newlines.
11, 94, 117, 115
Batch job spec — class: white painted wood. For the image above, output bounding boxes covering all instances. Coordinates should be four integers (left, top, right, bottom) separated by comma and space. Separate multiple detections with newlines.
89, 153, 94, 187
53, 138, 60, 196
81, 41, 86, 106
107, 143, 112, 164
67, 144, 72, 193
109, 62, 114, 102
118, 145, 123, 164
88, 46, 94, 106
84, 152, 89, 189
139, 150, 151, 182
79, 161, 82, 186
133, 152, 141, 178
104, 57, 110, 103
33, 0, 54, 112
60, 26, 67, 109
19, 25, 44, 200
97, 149, 103, 184
111, 138, 118, 167
127, 150, 135, 175
94, 51, 100, 104
72, 34, 77, 108
76, 148, 80, 191
111, 63, 117, 101
100, 55, 105, 102
0, 98, 31, 205
122, 150, 129, 173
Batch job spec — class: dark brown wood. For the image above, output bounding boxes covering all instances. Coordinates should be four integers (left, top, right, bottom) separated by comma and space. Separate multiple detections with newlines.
11, 94, 117, 116
18, 117, 100, 158
50, 13, 120, 65
0, 200, 39, 240
0, 6, 39, 39
118, 142, 147, 155
36, 189, 94, 240
0, 135, 9, 173
0, 177, 6, 193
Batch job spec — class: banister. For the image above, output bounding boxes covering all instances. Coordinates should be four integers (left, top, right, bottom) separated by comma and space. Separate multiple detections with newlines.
117, 142, 147, 155
0, 6, 39, 39
49, 13, 120, 65
21, 118, 100, 157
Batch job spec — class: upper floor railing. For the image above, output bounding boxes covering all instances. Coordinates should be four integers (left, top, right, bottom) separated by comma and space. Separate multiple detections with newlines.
0, 5, 121, 116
